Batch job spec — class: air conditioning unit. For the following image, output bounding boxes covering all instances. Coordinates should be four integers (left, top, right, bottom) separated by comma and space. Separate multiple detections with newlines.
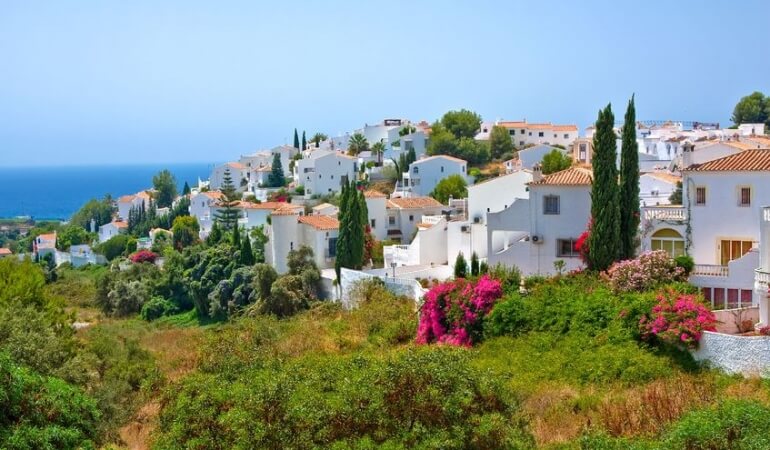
460, 225, 470, 233
531, 234, 544, 244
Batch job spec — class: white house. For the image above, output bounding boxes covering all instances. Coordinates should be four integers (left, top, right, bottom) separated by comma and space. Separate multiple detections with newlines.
397, 155, 470, 197
639, 172, 680, 207
190, 190, 302, 234
491, 120, 579, 148
117, 191, 152, 221
295, 150, 357, 198
516, 144, 565, 170
384, 196, 444, 243
312, 203, 338, 217
189, 191, 225, 232
364, 190, 389, 241
487, 166, 592, 275
267, 209, 339, 274
33, 232, 57, 260
98, 220, 128, 243
210, 162, 249, 193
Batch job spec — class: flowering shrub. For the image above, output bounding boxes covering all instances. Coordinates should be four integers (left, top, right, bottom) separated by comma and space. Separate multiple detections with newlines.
604, 250, 685, 293
575, 219, 592, 266
758, 326, 770, 336
416, 275, 502, 346
130, 250, 158, 264
639, 290, 716, 349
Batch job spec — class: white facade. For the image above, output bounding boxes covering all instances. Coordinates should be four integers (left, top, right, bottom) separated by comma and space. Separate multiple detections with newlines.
517, 144, 564, 170
386, 197, 445, 243
117, 191, 151, 221
210, 162, 249, 193
399, 155, 470, 197
268, 212, 339, 274
364, 191, 389, 241
491, 121, 579, 148
295, 151, 357, 198
639, 172, 679, 207
98, 220, 128, 243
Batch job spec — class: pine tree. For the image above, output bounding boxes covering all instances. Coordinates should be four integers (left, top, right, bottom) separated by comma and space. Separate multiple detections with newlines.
619, 95, 640, 260
182, 181, 191, 195
293, 128, 300, 149
232, 220, 241, 248
588, 104, 621, 271
454, 252, 468, 278
268, 153, 286, 187
213, 169, 242, 230
240, 234, 255, 265
470, 251, 479, 277
301, 130, 307, 151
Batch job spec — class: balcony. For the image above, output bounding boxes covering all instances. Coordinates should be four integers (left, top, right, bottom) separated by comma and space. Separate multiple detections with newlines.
757, 268, 770, 287
692, 264, 729, 277
642, 205, 686, 221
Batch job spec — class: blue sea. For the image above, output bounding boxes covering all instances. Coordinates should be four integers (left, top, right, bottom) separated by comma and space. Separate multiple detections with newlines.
0, 163, 217, 220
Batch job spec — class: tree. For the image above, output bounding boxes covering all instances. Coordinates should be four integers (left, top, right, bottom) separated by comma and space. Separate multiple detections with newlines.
430, 174, 468, 204
334, 182, 351, 279
440, 109, 482, 139
456, 137, 489, 165
267, 152, 286, 188
348, 132, 369, 156
371, 141, 386, 165
489, 125, 514, 160
334, 181, 366, 277
669, 181, 683, 205
172, 215, 199, 249
310, 132, 328, 148
153, 169, 178, 208
619, 95, 640, 260
95, 234, 131, 260
250, 225, 268, 263
587, 103, 621, 271
182, 181, 191, 195
207, 221, 223, 245
301, 130, 307, 151
293, 128, 300, 149
470, 252, 480, 277
731, 91, 769, 126
232, 221, 241, 249
240, 234, 255, 266
56, 224, 93, 250
213, 168, 242, 230
454, 252, 468, 278
70, 196, 113, 230
426, 122, 459, 156
541, 149, 572, 175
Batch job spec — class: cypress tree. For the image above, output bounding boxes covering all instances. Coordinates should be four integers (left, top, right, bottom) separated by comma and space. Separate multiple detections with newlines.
350, 187, 365, 270
301, 130, 307, 151
240, 234, 255, 265
334, 181, 351, 279
588, 104, 621, 271
207, 221, 223, 245
293, 128, 300, 149
182, 181, 191, 195
619, 95, 640, 260
470, 251, 479, 277
213, 169, 242, 230
268, 153, 285, 187
232, 220, 241, 248
454, 252, 468, 278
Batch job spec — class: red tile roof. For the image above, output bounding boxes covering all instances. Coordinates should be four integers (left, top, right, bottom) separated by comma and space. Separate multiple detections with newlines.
298, 215, 339, 230
684, 149, 770, 172
530, 167, 593, 186
364, 190, 387, 198
0, 248, 11, 255
387, 196, 443, 209
112, 220, 128, 229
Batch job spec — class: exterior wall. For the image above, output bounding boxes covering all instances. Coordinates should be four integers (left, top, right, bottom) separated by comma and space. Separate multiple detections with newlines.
692, 331, 770, 377
365, 197, 388, 241
404, 157, 468, 197
446, 220, 487, 265
268, 214, 299, 274
517, 145, 560, 170
302, 225, 337, 270
684, 171, 768, 264
639, 174, 677, 207
467, 170, 532, 223
117, 196, 146, 221
395, 206, 444, 242
713, 307, 759, 334
189, 193, 216, 232
98, 223, 125, 243
296, 152, 357, 198
683, 143, 742, 168
210, 164, 248, 192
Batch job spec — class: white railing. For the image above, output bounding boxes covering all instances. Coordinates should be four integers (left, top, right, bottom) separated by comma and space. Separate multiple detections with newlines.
642, 206, 686, 221
692, 264, 729, 277
383, 244, 415, 267
756, 269, 770, 286
421, 215, 444, 225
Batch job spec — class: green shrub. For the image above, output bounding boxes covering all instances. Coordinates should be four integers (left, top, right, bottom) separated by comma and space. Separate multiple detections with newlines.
664, 399, 770, 449
674, 254, 695, 276
140, 296, 179, 321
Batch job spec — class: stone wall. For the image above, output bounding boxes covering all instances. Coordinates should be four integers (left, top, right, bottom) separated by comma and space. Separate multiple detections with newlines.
339, 268, 425, 309
692, 331, 770, 376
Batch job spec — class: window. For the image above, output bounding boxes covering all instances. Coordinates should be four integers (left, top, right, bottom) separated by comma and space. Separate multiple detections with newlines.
519, 141, 525, 146
440, 166, 444, 173
553, 134, 557, 138
543, 195, 560, 215
538, 132, 544, 137
370, 219, 376, 228
388, 216, 396, 226
462, 166, 466, 172
409, 215, 414, 221
695, 187, 706, 205
412, 166, 419, 174
520, 129, 525, 134
528, 132, 532, 136
328, 237, 337, 257
720, 239, 753, 265
651, 228, 685, 258
556, 239, 579, 257
563, 133, 569, 139
579, 144, 587, 160
739, 187, 751, 206
509, 129, 515, 136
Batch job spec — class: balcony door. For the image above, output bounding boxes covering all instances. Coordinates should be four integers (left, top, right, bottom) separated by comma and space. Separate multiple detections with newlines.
719, 239, 753, 265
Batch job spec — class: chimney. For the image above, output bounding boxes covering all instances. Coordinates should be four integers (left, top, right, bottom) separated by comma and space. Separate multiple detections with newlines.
681, 140, 695, 169
532, 163, 543, 183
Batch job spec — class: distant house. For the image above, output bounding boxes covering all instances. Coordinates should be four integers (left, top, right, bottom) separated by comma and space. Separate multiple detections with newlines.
33, 232, 57, 260
294, 150, 358, 198
490, 120, 578, 148
0, 248, 12, 258
639, 172, 680, 206
117, 191, 152, 221
312, 203, 338, 217
383, 196, 444, 242
210, 162, 249, 193
267, 209, 339, 274
398, 155, 470, 197
98, 220, 129, 243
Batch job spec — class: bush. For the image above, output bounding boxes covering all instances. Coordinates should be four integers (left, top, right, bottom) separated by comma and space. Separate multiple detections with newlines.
674, 254, 695, 276
639, 290, 717, 349
140, 296, 180, 321
95, 234, 131, 261
605, 251, 685, 294
416, 275, 503, 346
664, 399, 770, 449
129, 249, 158, 264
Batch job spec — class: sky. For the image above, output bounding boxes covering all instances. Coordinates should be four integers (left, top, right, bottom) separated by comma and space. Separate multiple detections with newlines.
1, 0, 769, 167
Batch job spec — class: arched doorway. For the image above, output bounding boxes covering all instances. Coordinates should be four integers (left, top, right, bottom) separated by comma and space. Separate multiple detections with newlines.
651, 228, 685, 257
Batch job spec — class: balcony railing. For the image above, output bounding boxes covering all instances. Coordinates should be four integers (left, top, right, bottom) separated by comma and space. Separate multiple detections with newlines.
756, 268, 770, 286
692, 264, 729, 277
642, 205, 686, 221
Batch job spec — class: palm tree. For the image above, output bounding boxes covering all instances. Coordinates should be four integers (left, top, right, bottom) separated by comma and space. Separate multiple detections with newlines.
371, 141, 386, 166
310, 132, 328, 148
348, 132, 369, 156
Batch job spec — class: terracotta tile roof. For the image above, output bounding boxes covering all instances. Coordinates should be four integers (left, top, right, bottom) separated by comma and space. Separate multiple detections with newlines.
255, 166, 272, 172
226, 162, 246, 170
298, 215, 339, 230
723, 140, 767, 151
642, 172, 681, 184
553, 124, 578, 132
118, 195, 136, 203
498, 121, 527, 128
112, 220, 128, 229
415, 155, 467, 165
684, 149, 770, 172
136, 191, 152, 199
387, 196, 443, 209
271, 208, 301, 216
530, 167, 593, 186
526, 123, 553, 130
312, 202, 335, 210
38, 233, 57, 241
234, 201, 301, 210
201, 191, 225, 200
364, 190, 387, 198
0, 248, 12, 255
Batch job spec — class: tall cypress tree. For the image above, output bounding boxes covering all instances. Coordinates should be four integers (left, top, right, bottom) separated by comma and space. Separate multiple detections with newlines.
588, 104, 620, 271
232, 220, 241, 248
348, 186, 364, 270
240, 234, 255, 265
334, 181, 351, 279
301, 131, 307, 151
293, 128, 300, 149
619, 95, 640, 260
182, 181, 191, 195
268, 153, 285, 187
213, 168, 242, 230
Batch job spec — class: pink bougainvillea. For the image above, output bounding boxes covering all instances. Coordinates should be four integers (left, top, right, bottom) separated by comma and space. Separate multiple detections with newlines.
639, 290, 717, 349
416, 275, 503, 347
604, 250, 685, 293
130, 249, 158, 264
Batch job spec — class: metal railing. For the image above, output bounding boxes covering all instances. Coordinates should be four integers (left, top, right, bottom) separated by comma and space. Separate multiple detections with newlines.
692, 264, 729, 277
642, 205, 686, 221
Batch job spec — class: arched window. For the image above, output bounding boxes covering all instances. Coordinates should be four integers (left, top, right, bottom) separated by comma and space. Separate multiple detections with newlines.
651, 228, 685, 257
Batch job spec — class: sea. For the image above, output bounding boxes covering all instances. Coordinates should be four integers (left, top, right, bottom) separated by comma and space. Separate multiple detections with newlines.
0, 163, 217, 220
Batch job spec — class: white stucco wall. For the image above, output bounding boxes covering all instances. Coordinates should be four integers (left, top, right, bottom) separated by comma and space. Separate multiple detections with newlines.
692, 331, 770, 377
467, 170, 532, 224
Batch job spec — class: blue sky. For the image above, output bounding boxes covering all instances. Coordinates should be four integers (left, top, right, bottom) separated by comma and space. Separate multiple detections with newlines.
1, 0, 769, 166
